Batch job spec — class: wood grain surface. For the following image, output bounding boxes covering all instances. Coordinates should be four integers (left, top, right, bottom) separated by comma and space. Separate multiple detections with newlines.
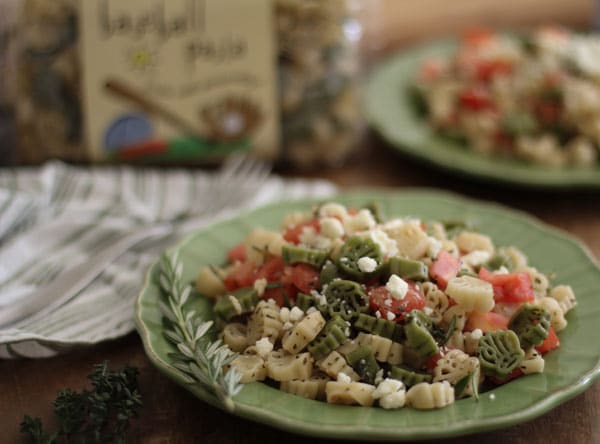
1, 1, 599, 443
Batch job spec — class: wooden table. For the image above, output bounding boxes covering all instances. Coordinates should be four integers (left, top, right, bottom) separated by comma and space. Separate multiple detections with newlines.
2, 2, 600, 442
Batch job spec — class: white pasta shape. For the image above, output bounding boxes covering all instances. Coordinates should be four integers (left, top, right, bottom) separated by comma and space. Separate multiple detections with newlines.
385, 221, 430, 260
222, 322, 248, 352
355, 333, 393, 362
244, 228, 287, 265
442, 305, 468, 332
498, 246, 528, 270
325, 381, 376, 406
266, 351, 313, 381
247, 301, 284, 344
282, 311, 326, 354
230, 355, 267, 383
445, 330, 465, 351
549, 285, 577, 315
406, 381, 455, 410
441, 240, 460, 257
280, 377, 328, 400
433, 349, 479, 397
319, 202, 349, 221
455, 231, 494, 254
195, 266, 227, 298
428, 222, 447, 241
538, 297, 568, 332
518, 266, 549, 299
317, 351, 359, 381
387, 342, 404, 366
282, 211, 312, 230
422, 282, 450, 323
520, 348, 545, 374
445, 276, 494, 313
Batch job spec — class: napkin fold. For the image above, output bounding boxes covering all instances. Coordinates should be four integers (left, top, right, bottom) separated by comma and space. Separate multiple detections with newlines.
0, 161, 337, 358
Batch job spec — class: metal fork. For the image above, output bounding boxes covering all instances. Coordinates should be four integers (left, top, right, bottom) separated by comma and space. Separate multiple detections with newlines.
0, 154, 272, 329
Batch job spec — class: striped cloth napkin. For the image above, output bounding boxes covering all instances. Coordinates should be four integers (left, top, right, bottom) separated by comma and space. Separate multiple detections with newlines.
0, 161, 336, 358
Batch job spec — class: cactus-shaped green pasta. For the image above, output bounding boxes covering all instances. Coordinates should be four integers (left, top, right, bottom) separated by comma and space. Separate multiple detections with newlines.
324, 279, 368, 320
389, 365, 432, 387
295, 292, 316, 312
282, 244, 329, 268
337, 236, 383, 279
320, 261, 340, 286
508, 304, 551, 349
214, 287, 259, 321
385, 257, 429, 281
404, 311, 438, 359
346, 346, 381, 385
478, 330, 525, 379
308, 316, 349, 360
353, 313, 405, 342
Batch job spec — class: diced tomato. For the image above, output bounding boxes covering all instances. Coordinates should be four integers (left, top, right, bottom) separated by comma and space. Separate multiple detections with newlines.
287, 264, 320, 294
488, 368, 523, 385
226, 243, 246, 263
429, 251, 461, 290
283, 219, 320, 244
458, 87, 495, 111
224, 260, 256, 291
465, 311, 509, 332
478, 268, 535, 304
476, 59, 513, 82
255, 256, 285, 282
263, 286, 293, 307
536, 327, 560, 354
462, 27, 495, 47
368, 283, 426, 322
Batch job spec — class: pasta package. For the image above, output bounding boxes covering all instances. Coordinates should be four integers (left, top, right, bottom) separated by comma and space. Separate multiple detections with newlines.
13, 0, 362, 167
197, 201, 576, 411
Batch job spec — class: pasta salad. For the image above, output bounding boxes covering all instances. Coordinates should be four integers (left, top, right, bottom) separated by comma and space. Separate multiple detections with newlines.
195, 202, 576, 410
413, 27, 600, 167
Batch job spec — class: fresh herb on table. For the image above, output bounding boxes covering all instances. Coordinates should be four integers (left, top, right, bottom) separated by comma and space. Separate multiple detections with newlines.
20, 361, 142, 444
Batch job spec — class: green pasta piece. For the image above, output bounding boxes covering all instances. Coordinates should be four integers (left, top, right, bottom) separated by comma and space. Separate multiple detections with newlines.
213, 287, 259, 321
282, 244, 328, 268
508, 304, 551, 349
363, 202, 385, 223
307, 316, 349, 360
320, 261, 339, 286
385, 257, 429, 281
403, 311, 438, 359
324, 279, 368, 321
485, 253, 512, 271
346, 346, 381, 385
353, 313, 404, 342
389, 365, 432, 388
337, 236, 383, 279
295, 292, 315, 312
478, 330, 525, 379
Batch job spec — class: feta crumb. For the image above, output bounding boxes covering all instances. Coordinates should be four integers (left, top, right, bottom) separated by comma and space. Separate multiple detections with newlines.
497, 266, 510, 274
386, 311, 396, 321
253, 278, 267, 297
379, 391, 406, 409
289, 306, 304, 322
319, 203, 348, 220
306, 306, 318, 314
428, 236, 442, 258
228, 295, 242, 315
375, 310, 382, 319
282, 321, 293, 330
462, 250, 491, 268
337, 372, 352, 383
255, 337, 273, 357
374, 369, 384, 385
357, 256, 378, 273
344, 209, 376, 235
279, 307, 290, 323
373, 378, 404, 399
299, 226, 332, 250
320, 217, 345, 239
368, 229, 398, 258
384, 299, 392, 307
386, 274, 408, 300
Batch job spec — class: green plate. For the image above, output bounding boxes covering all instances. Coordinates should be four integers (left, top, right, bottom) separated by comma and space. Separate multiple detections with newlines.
136, 190, 600, 440
365, 39, 600, 189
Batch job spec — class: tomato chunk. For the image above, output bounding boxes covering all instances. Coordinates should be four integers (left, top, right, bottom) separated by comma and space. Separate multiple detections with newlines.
224, 260, 256, 291
535, 327, 560, 354
288, 264, 320, 294
465, 311, 509, 332
368, 283, 425, 322
226, 243, 246, 263
458, 87, 495, 111
283, 219, 320, 244
478, 268, 535, 303
476, 59, 513, 82
429, 251, 461, 290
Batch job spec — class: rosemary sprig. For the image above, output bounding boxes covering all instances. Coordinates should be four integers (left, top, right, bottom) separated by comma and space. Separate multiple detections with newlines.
159, 252, 243, 412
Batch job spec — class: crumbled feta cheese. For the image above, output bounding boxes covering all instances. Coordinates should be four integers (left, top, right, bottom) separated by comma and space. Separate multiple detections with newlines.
253, 278, 267, 297
462, 250, 491, 268
320, 217, 345, 239
379, 391, 406, 409
282, 321, 293, 330
368, 229, 398, 258
319, 203, 348, 220
384, 299, 392, 307
228, 295, 242, 315
470, 328, 483, 340
299, 227, 332, 250
311, 290, 327, 307
375, 310, 382, 319
427, 236, 442, 258
279, 307, 290, 323
386, 311, 396, 321
357, 256, 378, 273
373, 378, 404, 399
344, 209, 376, 235
386, 275, 408, 300
289, 306, 304, 322
374, 369, 384, 385
255, 337, 273, 357
306, 306, 318, 315
337, 372, 352, 383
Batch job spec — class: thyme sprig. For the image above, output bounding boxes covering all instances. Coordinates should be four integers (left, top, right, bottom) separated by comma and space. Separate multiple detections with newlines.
159, 252, 243, 411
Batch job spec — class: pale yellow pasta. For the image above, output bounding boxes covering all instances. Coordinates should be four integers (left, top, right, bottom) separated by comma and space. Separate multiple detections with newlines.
336, 340, 359, 358
317, 351, 359, 381
329, 238, 345, 262
433, 349, 479, 397
280, 377, 328, 400
325, 381, 376, 406
318, 202, 348, 221
406, 381, 455, 410
195, 266, 227, 298
445, 330, 465, 351
355, 333, 393, 362
538, 297, 568, 332
387, 342, 404, 366
455, 231, 495, 254
441, 240, 460, 257
422, 282, 450, 323
230, 355, 267, 383
428, 222, 448, 241
282, 211, 312, 230
442, 305, 467, 331
282, 311, 326, 354
549, 285, 577, 315
445, 276, 494, 313
244, 228, 287, 265
520, 348, 545, 374
247, 301, 284, 344
498, 246, 528, 270
386, 222, 430, 260
517, 266, 550, 299
266, 351, 313, 382
222, 323, 248, 352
